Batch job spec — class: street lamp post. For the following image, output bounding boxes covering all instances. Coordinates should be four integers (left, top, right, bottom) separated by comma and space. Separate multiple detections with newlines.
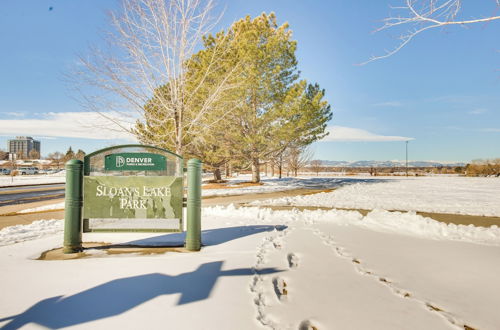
405, 141, 409, 177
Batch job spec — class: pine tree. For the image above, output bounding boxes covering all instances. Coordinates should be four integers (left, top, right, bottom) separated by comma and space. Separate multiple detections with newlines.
213, 13, 332, 182
64, 147, 75, 162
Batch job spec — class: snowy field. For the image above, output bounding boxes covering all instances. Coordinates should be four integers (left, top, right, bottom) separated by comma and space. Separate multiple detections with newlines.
201, 175, 369, 197
1, 175, 500, 329
252, 176, 500, 217
1, 206, 500, 329
0, 172, 65, 187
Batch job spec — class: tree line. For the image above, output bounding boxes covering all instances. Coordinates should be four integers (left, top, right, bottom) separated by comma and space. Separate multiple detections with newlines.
74, 1, 332, 183
465, 159, 500, 177
0, 147, 85, 169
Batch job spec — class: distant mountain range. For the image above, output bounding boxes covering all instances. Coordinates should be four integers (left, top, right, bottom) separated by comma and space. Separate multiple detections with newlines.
313, 160, 466, 168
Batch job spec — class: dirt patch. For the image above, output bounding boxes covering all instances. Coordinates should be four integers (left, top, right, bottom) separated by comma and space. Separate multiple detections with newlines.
0, 208, 64, 217
0, 209, 64, 230
38, 242, 189, 260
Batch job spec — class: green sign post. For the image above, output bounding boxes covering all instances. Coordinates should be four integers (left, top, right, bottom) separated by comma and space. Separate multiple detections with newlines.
63, 145, 202, 253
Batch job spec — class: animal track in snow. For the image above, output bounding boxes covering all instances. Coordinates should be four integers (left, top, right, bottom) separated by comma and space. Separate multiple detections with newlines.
298, 319, 319, 330
311, 226, 474, 329
272, 276, 288, 301
287, 252, 299, 269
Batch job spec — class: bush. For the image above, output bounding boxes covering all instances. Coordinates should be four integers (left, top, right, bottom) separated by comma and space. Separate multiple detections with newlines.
466, 159, 500, 177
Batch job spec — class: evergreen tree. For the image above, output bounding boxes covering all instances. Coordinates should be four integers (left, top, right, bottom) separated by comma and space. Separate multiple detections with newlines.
136, 13, 332, 182
211, 13, 332, 182
64, 147, 75, 162
75, 149, 86, 161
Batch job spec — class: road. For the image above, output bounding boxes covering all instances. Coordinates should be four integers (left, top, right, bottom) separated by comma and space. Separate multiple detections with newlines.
0, 184, 65, 207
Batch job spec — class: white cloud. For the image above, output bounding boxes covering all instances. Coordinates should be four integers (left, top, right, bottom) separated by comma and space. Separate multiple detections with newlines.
468, 108, 488, 115
321, 126, 414, 142
0, 112, 136, 141
4, 112, 26, 117
372, 101, 403, 107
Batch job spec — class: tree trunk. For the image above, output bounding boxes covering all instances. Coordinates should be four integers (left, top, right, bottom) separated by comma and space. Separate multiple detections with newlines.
225, 162, 230, 177
278, 154, 283, 179
271, 165, 274, 177
251, 158, 260, 183
213, 167, 222, 182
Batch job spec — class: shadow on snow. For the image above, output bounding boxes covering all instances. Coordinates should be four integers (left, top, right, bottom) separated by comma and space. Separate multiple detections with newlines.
0, 261, 281, 329
260, 176, 392, 190
123, 225, 284, 246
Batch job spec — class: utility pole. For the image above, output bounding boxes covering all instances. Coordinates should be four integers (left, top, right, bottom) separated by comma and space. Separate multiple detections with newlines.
405, 140, 409, 177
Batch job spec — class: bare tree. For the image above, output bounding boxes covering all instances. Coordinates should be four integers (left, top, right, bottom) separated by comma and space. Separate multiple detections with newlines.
286, 146, 313, 177
15, 151, 25, 160
362, 0, 500, 64
71, 0, 239, 155
267, 149, 287, 179
466, 158, 500, 176
310, 159, 323, 176
47, 152, 64, 169
28, 149, 40, 160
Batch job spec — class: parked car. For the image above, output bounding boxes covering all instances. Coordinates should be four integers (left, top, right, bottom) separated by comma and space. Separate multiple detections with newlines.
18, 167, 36, 175
0, 168, 11, 175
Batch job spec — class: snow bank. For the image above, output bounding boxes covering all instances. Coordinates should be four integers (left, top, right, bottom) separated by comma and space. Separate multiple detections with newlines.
4, 206, 499, 248
18, 202, 65, 214
359, 209, 500, 245
0, 219, 63, 246
251, 176, 500, 216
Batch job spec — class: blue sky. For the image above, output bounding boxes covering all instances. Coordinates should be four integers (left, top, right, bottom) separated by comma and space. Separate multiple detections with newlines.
0, 0, 498, 162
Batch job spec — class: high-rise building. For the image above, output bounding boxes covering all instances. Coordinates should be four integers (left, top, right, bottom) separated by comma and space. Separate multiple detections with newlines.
8, 136, 41, 159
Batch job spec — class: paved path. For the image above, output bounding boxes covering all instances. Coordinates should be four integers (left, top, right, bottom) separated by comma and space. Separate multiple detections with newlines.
0, 198, 64, 229
0, 184, 65, 207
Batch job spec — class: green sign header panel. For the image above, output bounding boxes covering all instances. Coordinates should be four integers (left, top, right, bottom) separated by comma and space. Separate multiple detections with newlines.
104, 153, 166, 171
83, 176, 182, 220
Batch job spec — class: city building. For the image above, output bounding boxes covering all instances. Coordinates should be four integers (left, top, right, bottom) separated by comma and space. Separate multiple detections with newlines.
8, 136, 41, 159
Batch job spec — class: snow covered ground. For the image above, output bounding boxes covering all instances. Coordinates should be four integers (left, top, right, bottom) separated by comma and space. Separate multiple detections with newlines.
201, 175, 358, 197
1, 206, 500, 329
17, 203, 65, 214
251, 176, 500, 217
0, 172, 65, 187
2, 176, 500, 329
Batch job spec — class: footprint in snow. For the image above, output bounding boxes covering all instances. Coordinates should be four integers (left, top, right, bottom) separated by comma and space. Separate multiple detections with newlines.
287, 253, 299, 269
299, 319, 319, 330
272, 276, 288, 301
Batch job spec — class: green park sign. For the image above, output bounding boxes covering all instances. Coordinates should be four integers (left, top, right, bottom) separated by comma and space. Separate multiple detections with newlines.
104, 152, 166, 171
62, 144, 202, 253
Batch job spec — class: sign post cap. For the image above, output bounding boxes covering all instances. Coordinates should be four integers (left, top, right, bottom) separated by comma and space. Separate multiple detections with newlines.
66, 159, 83, 166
